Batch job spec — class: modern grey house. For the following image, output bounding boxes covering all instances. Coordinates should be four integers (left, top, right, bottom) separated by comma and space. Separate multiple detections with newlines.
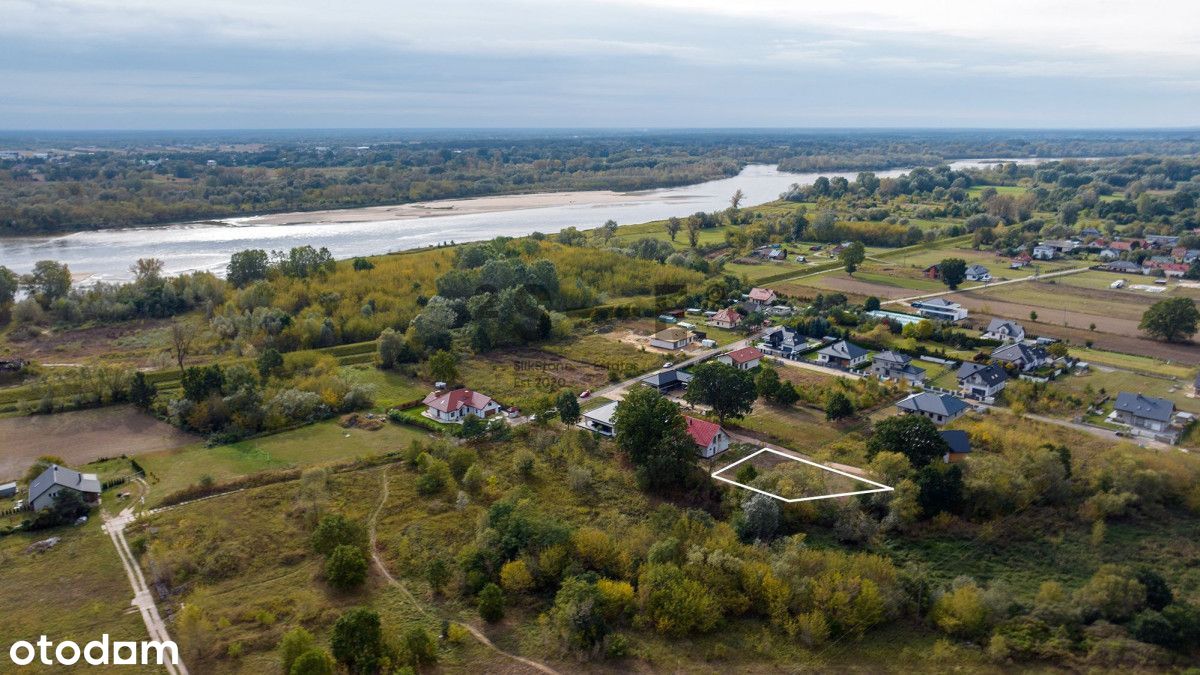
815, 340, 869, 368
640, 369, 693, 394
1111, 392, 1184, 443
982, 319, 1025, 343
911, 298, 968, 322
28, 464, 102, 512
869, 351, 926, 385
760, 326, 809, 357
964, 264, 992, 282
895, 392, 969, 425
956, 362, 1008, 399
0, 482, 16, 499
580, 400, 619, 437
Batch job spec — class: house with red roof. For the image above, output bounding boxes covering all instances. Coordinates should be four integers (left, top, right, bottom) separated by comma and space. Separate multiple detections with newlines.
746, 287, 777, 309
718, 346, 764, 371
684, 416, 730, 458
1108, 241, 1135, 252
709, 307, 742, 329
422, 388, 502, 423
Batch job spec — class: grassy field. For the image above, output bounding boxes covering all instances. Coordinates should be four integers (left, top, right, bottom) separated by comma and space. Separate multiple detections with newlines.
138, 420, 431, 505
0, 505, 157, 674
540, 331, 664, 375
338, 364, 429, 409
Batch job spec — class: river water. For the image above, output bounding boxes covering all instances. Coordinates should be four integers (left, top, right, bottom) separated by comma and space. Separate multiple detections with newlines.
0, 159, 1044, 283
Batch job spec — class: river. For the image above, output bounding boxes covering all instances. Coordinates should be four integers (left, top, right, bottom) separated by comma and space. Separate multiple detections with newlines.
0, 159, 1046, 283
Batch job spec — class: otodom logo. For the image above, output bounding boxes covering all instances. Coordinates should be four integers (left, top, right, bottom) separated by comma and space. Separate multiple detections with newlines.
8, 635, 179, 667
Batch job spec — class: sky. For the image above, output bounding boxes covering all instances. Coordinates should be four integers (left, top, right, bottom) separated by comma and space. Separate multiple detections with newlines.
1, 0, 1198, 129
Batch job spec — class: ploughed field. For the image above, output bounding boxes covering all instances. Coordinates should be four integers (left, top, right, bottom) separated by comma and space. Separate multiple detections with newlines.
0, 405, 196, 482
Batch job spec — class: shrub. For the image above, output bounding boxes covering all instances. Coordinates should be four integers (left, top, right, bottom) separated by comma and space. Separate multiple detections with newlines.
325, 544, 369, 591
479, 583, 505, 623
500, 559, 534, 595
278, 626, 316, 674
310, 514, 367, 556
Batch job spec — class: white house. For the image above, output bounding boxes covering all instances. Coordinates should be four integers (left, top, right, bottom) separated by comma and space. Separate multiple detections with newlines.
815, 340, 869, 368
746, 287, 777, 309
581, 400, 619, 437
911, 298, 968, 322
965, 264, 992, 282
1032, 245, 1057, 260
708, 308, 741, 329
956, 362, 1008, 399
982, 318, 1025, 343
28, 464, 101, 512
684, 416, 730, 458
718, 346, 764, 371
650, 327, 694, 350
422, 388, 502, 424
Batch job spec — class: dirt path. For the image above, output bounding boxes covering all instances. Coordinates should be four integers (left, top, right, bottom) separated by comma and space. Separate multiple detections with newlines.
367, 468, 560, 675
101, 478, 188, 675
882, 266, 1091, 305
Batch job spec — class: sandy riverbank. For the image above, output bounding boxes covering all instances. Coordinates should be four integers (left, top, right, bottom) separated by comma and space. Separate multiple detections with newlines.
228, 188, 673, 226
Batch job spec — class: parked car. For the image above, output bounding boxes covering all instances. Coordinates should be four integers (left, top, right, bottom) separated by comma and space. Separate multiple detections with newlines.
579, 390, 591, 399
662, 362, 674, 368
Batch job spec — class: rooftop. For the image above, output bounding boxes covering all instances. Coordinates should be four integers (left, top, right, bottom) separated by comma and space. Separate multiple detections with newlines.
1114, 392, 1175, 422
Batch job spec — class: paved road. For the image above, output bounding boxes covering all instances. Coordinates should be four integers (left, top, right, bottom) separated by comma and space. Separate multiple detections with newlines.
101, 478, 188, 675
881, 266, 1091, 306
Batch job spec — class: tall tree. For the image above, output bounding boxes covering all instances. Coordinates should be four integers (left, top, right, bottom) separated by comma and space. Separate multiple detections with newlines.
686, 215, 701, 248
428, 350, 460, 384
330, 607, 385, 674
867, 415, 949, 469
556, 390, 581, 426
613, 386, 697, 491
939, 258, 967, 290
227, 249, 270, 288
665, 216, 682, 242
599, 219, 618, 244
684, 361, 757, 425
730, 188, 745, 210
21, 260, 71, 308
0, 265, 17, 315
841, 241, 866, 276
169, 319, 195, 373
1140, 297, 1200, 342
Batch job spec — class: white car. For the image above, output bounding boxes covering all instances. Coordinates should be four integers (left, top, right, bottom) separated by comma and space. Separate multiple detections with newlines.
662, 362, 674, 369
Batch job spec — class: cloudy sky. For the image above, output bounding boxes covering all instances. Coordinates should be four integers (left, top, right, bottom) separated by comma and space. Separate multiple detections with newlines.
1, 0, 1198, 129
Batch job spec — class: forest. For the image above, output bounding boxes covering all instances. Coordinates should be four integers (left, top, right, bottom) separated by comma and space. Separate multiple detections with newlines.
4, 129, 1200, 235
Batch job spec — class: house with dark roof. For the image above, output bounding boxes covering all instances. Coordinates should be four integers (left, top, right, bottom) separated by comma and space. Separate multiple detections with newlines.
815, 340, 869, 368
760, 326, 809, 357
640, 368, 693, 394
28, 464, 101, 512
982, 318, 1025, 343
581, 400, 619, 437
868, 351, 926, 385
684, 416, 730, 458
957, 362, 1008, 399
1112, 393, 1176, 436
0, 481, 18, 499
1100, 260, 1143, 274
965, 264, 992, 282
991, 342, 1051, 372
718, 347, 764, 371
939, 430, 972, 463
422, 388, 501, 424
895, 392, 969, 425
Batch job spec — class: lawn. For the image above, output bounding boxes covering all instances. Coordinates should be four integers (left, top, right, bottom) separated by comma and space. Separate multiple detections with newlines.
1055, 367, 1200, 416
459, 348, 612, 409
338, 364, 429, 409
137, 419, 431, 505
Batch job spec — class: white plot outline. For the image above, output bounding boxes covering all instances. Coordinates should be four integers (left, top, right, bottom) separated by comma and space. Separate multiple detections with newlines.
712, 448, 893, 503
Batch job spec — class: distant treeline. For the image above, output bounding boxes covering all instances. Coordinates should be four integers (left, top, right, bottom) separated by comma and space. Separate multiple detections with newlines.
4, 130, 1200, 235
